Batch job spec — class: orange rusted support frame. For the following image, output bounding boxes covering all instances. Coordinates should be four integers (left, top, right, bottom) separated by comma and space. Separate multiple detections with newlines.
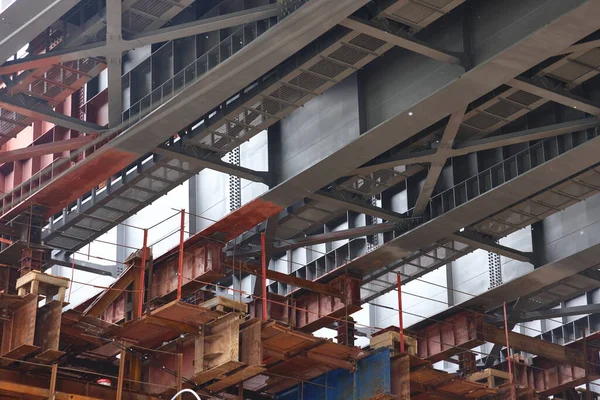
138, 229, 148, 317
249, 275, 362, 332
177, 209, 185, 301
397, 273, 405, 354
503, 302, 516, 400
261, 232, 267, 321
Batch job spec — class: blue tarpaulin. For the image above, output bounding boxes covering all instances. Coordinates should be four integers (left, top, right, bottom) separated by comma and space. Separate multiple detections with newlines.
275, 348, 392, 400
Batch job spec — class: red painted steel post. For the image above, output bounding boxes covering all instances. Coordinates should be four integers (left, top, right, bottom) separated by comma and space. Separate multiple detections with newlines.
397, 273, 405, 353
177, 209, 185, 301
138, 228, 148, 317
503, 302, 516, 400
261, 232, 268, 321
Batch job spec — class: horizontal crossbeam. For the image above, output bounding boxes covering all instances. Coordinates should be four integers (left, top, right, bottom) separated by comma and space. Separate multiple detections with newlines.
154, 143, 272, 184
340, 17, 460, 64
0, 94, 107, 133
354, 118, 600, 175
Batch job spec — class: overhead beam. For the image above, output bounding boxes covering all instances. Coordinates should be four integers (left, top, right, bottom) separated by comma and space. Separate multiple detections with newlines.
353, 149, 435, 175
126, 4, 282, 48
339, 17, 460, 64
154, 144, 271, 184
449, 231, 533, 263
483, 324, 586, 368
0, 94, 107, 133
516, 304, 600, 322
0, 0, 81, 66
354, 118, 600, 175
238, 262, 344, 298
0, 42, 106, 75
509, 77, 600, 116
310, 190, 407, 222
231, 221, 399, 257
454, 117, 600, 154
558, 38, 600, 55
0, 136, 95, 164
49, 252, 118, 277
412, 108, 466, 216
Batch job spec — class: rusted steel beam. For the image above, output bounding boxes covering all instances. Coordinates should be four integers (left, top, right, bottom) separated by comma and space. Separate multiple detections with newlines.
507, 360, 599, 396
0, 368, 161, 399
414, 311, 588, 369
249, 275, 362, 332
415, 311, 485, 362
238, 262, 343, 298
482, 325, 586, 369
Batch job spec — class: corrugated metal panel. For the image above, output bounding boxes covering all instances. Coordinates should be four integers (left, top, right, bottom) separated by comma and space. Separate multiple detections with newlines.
275, 349, 392, 400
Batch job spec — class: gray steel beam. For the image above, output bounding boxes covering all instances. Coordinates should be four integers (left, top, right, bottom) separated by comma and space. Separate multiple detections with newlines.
339, 17, 460, 64
310, 190, 408, 222
0, 94, 106, 133
341, 116, 600, 281
454, 118, 600, 154
96, 0, 371, 155
256, 0, 600, 210
231, 221, 399, 257
126, 4, 282, 48
354, 118, 600, 175
49, 252, 119, 277
106, 0, 122, 129
517, 304, 600, 322
154, 144, 271, 184
509, 77, 600, 116
0, 0, 80, 64
558, 39, 600, 55
0, 43, 106, 75
450, 231, 533, 263
412, 108, 466, 216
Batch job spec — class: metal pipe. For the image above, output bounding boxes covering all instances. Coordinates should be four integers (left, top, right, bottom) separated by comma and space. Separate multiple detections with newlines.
261, 232, 267, 320
397, 273, 405, 353
503, 302, 516, 400
177, 209, 185, 301
138, 228, 148, 317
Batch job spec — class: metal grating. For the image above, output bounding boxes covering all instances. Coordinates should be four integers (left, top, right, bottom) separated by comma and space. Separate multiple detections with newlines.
548, 61, 591, 83
131, 0, 173, 18
122, 10, 155, 32
422, 0, 454, 7
308, 59, 348, 79
393, 2, 436, 24
349, 34, 387, 52
328, 45, 369, 65
506, 90, 542, 106
463, 112, 502, 130
289, 72, 328, 92
485, 99, 523, 119
269, 86, 305, 104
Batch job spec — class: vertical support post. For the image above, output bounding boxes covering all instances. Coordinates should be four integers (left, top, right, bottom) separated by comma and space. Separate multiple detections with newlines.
503, 302, 516, 400
261, 232, 267, 321
177, 209, 185, 301
138, 229, 148, 317
116, 347, 126, 400
584, 328, 591, 400
49, 363, 58, 400
397, 273, 405, 354
176, 353, 183, 400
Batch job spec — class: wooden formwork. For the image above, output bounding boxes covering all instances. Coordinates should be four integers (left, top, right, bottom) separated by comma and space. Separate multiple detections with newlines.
370, 329, 417, 356
468, 368, 511, 388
